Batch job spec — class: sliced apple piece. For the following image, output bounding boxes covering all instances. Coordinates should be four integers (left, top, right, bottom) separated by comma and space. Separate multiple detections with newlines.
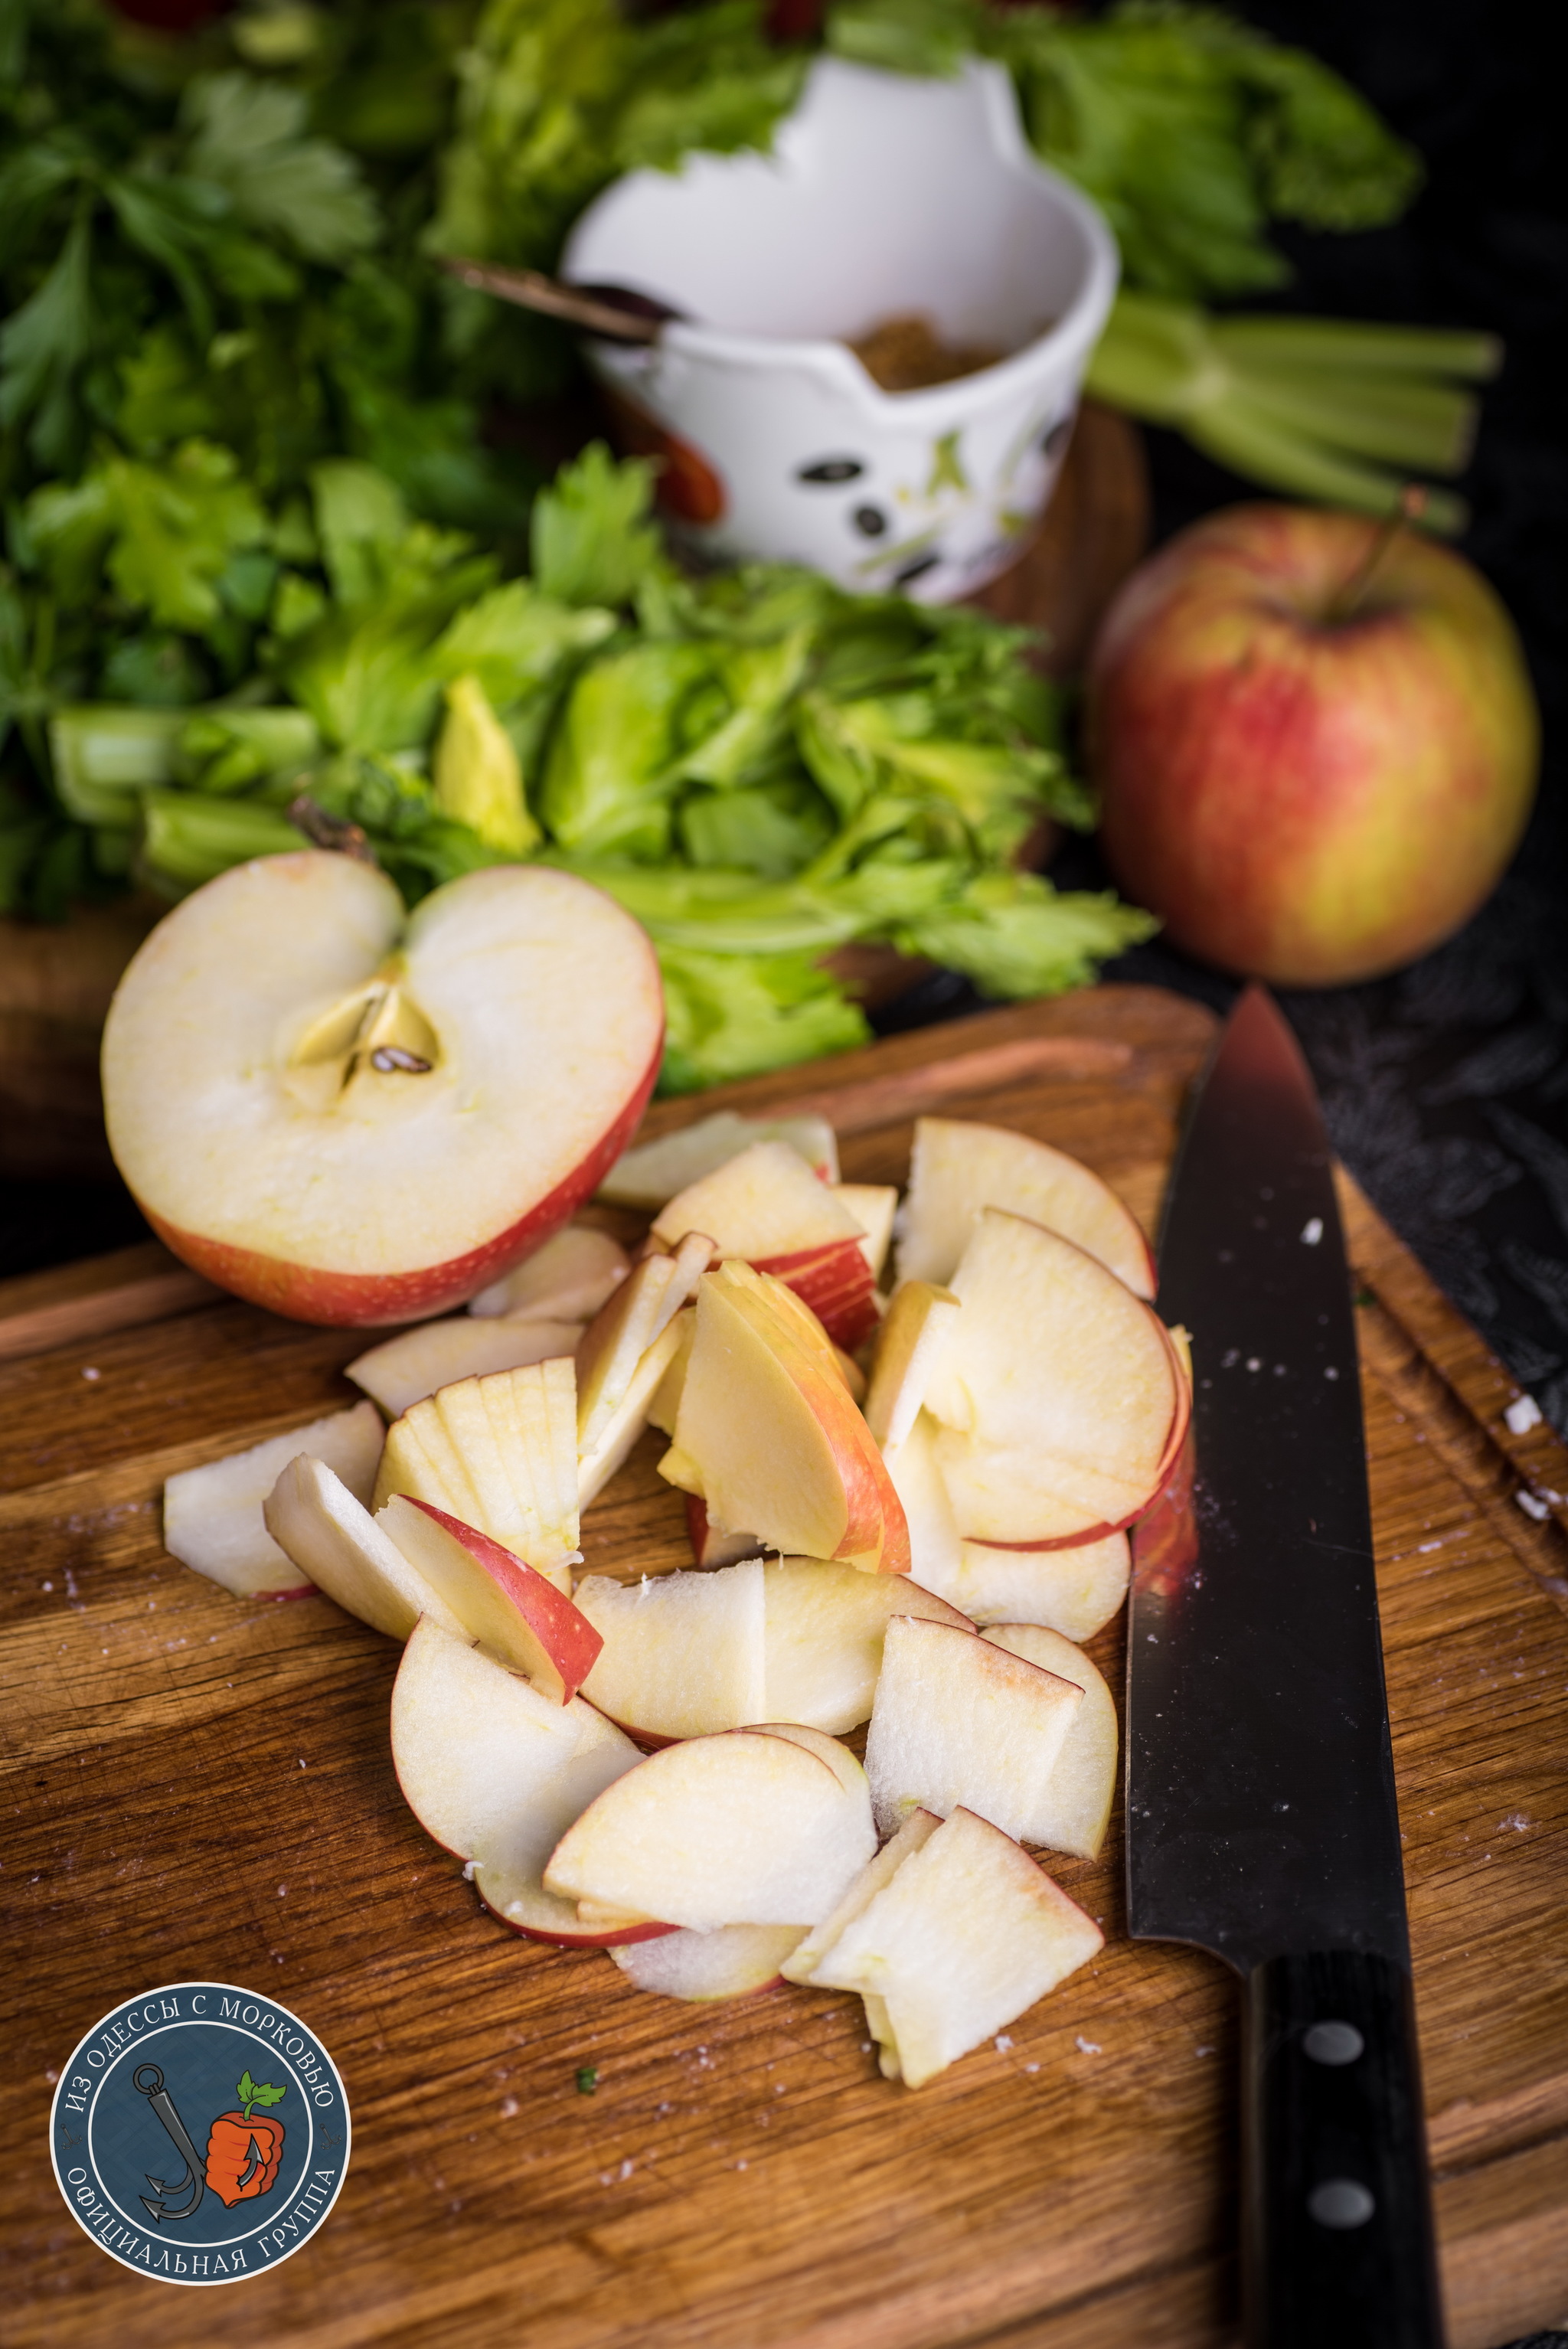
652, 1140, 877, 1350
925, 1210, 1178, 1545
573, 1559, 767, 1741
792, 1804, 1104, 2087
609, 1922, 807, 2000
895, 1116, 1155, 1299
864, 1614, 1083, 1843
761, 1558, 971, 1735
981, 1625, 1117, 1860
880, 1412, 962, 1593
577, 1312, 687, 1510
576, 1230, 713, 1455
646, 1305, 695, 1438
264, 1454, 464, 1639
103, 855, 663, 1328
392, 1619, 642, 1941
475, 1867, 671, 1948
932, 1532, 1131, 1640
348, 1315, 583, 1419
864, 1282, 960, 1455
782, 1808, 942, 1985
162, 1398, 384, 1599
374, 1358, 581, 1586
835, 1183, 898, 1282
469, 1224, 630, 1322
662, 1262, 909, 1575
543, 1726, 876, 1929
684, 1493, 767, 1570
599, 1110, 838, 1208
380, 1496, 599, 1701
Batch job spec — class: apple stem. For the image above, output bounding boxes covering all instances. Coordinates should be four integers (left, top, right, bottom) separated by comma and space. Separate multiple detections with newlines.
288, 793, 380, 867
1325, 485, 1429, 623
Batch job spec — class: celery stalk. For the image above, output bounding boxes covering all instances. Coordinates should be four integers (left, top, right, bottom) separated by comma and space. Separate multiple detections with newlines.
139, 791, 303, 894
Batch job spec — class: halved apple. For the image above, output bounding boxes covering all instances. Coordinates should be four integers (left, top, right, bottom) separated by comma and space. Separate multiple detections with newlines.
981, 1625, 1118, 1860
391, 1619, 642, 1928
374, 1357, 580, 1587
576, 1230, 713, 1455
863, 1283, 960, 1455
264, 1454, 465, 1638
835, 1184, 898, 1282
786, 1804, 1104, 2087
103, 855, 663, 1326
609, 1922, 807, 2000
863, 1614, 1083, 1843
895, 1117, 1155, 1299
599, 1109, 838, 1208
761, 1559, 972, 1735
347, 1315, 584, 1420
651, 1141, 877, 1349
469, 1224, 630, 1322
925, 1210, 1178, 1545
379, 1496, 600, 1701
573, 1559, 767, 1742
542, 1726, 876, 1929
162, 1398, 384, 1599
937, 1532, 1132, 1640
662, 1263, 909, 1575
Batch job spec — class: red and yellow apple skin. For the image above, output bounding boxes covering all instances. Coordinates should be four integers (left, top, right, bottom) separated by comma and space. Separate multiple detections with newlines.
140, 1041, 660, 1329
1089, 503, 1540, 986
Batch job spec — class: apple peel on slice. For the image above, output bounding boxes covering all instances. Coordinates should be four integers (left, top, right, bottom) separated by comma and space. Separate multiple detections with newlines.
542, 1726, 876, 1930
573, 1559, 767, 1743
380, 1496, 600, 1702
347, 1315, 584, 1420
651, 1142, 877, 1351
599, 1110, 838, 1208
895, 1117, 1155, 1299
609, 1923, 808, 2001
786, 1805, 1104, 2088
980, 1625, 1118, 1860
864, 1614, 1083, 1844
103, 856, 663, 1328
469, 1225, 630, 1322
162, 1397, 384, 1599
264, 1454, 464, 1640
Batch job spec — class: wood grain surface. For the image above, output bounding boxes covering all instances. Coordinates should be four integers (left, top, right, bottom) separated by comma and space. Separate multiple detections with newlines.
4, 985, 1567, 2349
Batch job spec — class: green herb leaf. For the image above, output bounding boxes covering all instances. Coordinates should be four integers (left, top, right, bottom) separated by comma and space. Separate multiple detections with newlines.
530, 442, 664, 612
181, 74, 381, 267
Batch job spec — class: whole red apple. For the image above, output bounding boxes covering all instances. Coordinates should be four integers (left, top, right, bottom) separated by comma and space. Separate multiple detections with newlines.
1086, 504, 1540, 985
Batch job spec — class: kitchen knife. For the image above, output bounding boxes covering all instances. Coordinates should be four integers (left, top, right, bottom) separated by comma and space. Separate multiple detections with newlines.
1126, 984, 1443, 2348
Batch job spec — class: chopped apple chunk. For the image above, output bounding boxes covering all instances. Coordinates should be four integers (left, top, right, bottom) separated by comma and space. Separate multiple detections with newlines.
882, 1413, 963, 1592
981, 1625, 1118, 1859
609, 1923, 808, 2001
374, 1357, 580, 1587
573, 1560, 767, 1742
761, 1559, 972, 1734
895, 1116, 1155, 1298
835, 1184, 898, 1282
786, 1805, 1103, 2086
929, 1532, 1132, 1641
264, 1454, 464, 1640
469, 1224, 631, 1322
348, 1315, 583, 1419
163, 1398, 384, 1599
651, 1141, 878, 1349
577, 1312, 687, 1510
543, 1727, 876, 1929
599, 1111, 838, 1207
663, 1262, 909, 1575
864, 1282, 960, 1455
576, 1231, 713, 1455
782, 1808, 942, 1985
864, 1614, 1083, 1843
925, 1210, 1178, 1545
380, 1497, 600, 1701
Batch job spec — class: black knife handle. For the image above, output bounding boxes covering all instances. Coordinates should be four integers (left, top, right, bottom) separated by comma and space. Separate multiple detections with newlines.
1243, 1951, 1444, 2349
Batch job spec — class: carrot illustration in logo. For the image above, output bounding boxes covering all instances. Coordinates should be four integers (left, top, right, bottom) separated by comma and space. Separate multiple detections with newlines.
204, 2072, 286, 2207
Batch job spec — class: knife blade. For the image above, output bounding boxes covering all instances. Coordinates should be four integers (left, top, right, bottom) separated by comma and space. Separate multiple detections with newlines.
1126, 984, 1443, 2349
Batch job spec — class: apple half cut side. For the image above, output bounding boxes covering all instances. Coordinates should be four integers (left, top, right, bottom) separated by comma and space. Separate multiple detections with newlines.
863, 1614, 1083, 1844
264, 1454, 466, 1640
599, 1109, 838, 1209
573, 1558, 767, 1743
925, 1210, 1178, 1547
347, 1315, 584, 1420
981, 1625, 1118, 1860
162, 1398, 384, 1599
609, 1923, 808, 2001
103, 856, 664, 1328
469, 1225, 631, 1323
661, 1263, 910, 1576
374, 1357, 581, 1589
894, 1116, 1155, 1299
392, 1619, 645, 1922
542, 1726, 876, 1931
787, 1805, 1105, 2089
380, 1496, 600, 1702
937, 1532, 1131, 1642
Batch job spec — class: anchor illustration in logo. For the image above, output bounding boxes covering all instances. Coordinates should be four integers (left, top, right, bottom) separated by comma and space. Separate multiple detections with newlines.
132, 2063, 288, 2223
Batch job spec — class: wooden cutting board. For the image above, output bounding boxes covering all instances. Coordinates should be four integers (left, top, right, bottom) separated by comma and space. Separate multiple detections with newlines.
4, 985, 1567, 2349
